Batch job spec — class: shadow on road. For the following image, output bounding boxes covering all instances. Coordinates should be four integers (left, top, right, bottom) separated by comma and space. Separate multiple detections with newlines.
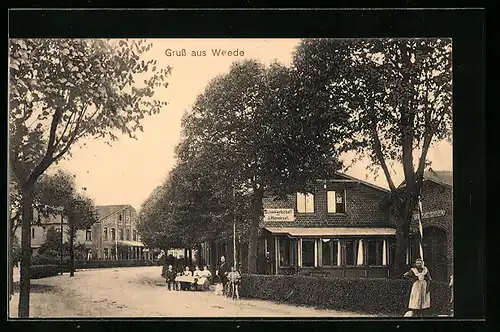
12, 282, 59, 294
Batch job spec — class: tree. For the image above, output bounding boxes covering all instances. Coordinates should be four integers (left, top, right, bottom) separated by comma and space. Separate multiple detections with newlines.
8, 169, 75, 300
176, 60, 345, 273
65, 194, 99, 277
293, 38, 452, 275
9, 38, 170, 317
138, 156, 252, 274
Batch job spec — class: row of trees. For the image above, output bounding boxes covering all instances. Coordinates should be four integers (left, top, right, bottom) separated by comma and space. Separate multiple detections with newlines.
9, 38, 170, 317
138, 38, 452, 275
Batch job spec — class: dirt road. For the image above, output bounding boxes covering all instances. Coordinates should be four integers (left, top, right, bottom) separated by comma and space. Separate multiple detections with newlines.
9, 266, 377, 318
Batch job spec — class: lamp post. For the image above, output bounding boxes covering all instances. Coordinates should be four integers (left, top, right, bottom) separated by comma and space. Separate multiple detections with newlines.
115, 215, 118, 260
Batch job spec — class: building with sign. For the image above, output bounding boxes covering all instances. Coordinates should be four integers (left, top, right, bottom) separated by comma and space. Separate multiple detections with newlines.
259, 172, 396, 278
197, 170, 452, 281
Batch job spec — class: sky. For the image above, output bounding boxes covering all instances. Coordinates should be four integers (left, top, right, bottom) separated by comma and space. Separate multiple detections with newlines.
52, 39, 453, 211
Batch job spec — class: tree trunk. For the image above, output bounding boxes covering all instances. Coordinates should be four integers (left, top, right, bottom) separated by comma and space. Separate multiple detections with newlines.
188, 248, 193, 266
210, 240, 217, 278
393, 219, 409, 277
242, 243, 249, 274
18, 188, 34, 318
392, 193, 418, 278
69, 224, 75, 277
196, 243, 202, 267
247, 189, 263, 274
9, 229, 14, 301
9, 220, 16, 300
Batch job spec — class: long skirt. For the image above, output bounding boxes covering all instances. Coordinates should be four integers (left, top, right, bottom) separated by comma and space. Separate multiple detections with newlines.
409, 280, 430, 309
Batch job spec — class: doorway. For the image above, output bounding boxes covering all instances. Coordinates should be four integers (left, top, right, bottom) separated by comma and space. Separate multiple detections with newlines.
422, 227, 448, 282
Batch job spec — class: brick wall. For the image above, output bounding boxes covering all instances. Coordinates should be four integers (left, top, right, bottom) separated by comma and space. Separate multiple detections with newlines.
263, 181, 391, 228
410, 180, 453, 276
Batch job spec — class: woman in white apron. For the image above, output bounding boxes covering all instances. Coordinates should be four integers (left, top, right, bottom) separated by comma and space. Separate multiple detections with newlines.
404, 258, 432, 316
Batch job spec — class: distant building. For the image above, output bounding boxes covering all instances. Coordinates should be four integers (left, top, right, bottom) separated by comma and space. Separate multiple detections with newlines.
16, 204, 151, 260
95, 204, 148, 260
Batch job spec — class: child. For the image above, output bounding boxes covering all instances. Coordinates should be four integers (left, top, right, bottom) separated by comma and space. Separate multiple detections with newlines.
165, 265, 176, 291
227, 266, 241, 300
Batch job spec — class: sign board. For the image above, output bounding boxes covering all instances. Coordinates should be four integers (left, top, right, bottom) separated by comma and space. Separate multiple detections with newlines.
412, 209, 446, 220
264, 208, 295, 222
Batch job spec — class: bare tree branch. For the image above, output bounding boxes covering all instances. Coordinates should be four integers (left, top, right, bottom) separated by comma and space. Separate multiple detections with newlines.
371, 121, 397, 192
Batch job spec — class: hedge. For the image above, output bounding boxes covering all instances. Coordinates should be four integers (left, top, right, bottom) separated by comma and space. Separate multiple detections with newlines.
74, 260, 157, 269
239, 274, 451, 316
28, 260, 157, 279
30, 265, 61, 279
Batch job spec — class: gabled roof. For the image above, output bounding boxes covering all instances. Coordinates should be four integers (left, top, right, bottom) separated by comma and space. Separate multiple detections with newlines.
423, 169, 453, 188
398, 168, 453, 189
333, 172, 390, 193
97, 204, 135, 221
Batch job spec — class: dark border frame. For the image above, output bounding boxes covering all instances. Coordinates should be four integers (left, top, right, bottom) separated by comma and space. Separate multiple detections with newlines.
6, 7, 486, 331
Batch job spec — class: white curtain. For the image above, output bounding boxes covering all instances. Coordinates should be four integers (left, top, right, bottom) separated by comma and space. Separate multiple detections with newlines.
382, 240, 387, 266
357, 239, 364, 265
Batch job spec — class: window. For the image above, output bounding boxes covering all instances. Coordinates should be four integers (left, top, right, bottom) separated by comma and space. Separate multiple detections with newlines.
297, 192, 314, 213
119, 214, 122, 221
321, 239, 339, 266
104, 248, 109, 260
133, 230, 137, 241
279, 238, 291, 267
327, 190, 346, 213
31, 228, 35, 239
301, 239, 315, 267
119, 229, 124, 240
111, 228, 116, 241
344, 240, 358, 266
111, 248, 116, 260
85, 229, 92, 241
104, 228, 108, 240
126, 229, 130, 240
367, 240, 384, 266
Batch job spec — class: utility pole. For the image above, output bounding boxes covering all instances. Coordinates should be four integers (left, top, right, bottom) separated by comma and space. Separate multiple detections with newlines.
115, 216, 118, 260
417, 195, 424, 260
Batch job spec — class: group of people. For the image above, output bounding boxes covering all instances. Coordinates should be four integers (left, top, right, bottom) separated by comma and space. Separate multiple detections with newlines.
161, 254, 451, 313
161, 255, 241, 299
163, 264, 212, 291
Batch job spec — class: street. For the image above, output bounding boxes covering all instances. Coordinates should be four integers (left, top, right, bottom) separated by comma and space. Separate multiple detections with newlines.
9, 266, 377, 318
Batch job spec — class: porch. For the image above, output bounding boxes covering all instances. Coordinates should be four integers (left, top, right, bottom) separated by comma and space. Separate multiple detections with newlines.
262, 227, 397, 278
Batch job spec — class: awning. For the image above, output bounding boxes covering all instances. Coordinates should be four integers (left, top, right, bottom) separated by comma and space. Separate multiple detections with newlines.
264, 227, 396, 237
117, 240, 145, 247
